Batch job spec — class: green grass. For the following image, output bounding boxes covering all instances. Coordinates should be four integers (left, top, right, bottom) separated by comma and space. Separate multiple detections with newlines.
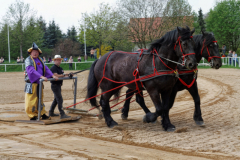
0, 61, 93, 72
0, 55, 95, 72
198, 64, 240, 69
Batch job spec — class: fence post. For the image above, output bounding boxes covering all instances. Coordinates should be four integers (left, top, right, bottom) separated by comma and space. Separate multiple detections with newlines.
235, 58, 237, 67
22, 64, 24, 71
74, 77, 77, 108
38, 79, 43, 121
239, 57, 240, 67
5, 64, 6, 72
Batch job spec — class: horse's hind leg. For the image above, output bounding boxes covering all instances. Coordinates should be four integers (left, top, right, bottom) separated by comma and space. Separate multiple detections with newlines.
100, 91, 118, 128
187, 82, 204, 126
143, 90, 161, 123
121, 89, 135, 120
121, 90, 151, 120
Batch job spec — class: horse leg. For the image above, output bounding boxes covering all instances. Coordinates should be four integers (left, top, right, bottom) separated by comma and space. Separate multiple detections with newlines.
100, 92, 118, 128
187, 82, 204, 126
161, 90, 176, 132
121, 89, 135, 120
168, 83, 179, 110
136, 91, 151, 114
143, 90, 161, 123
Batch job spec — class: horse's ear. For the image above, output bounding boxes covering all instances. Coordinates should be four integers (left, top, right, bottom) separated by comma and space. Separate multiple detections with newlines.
191, 28, 195, 35
186, 25, 190, 31
177, 26, 181, 33
201, 30, 205, 36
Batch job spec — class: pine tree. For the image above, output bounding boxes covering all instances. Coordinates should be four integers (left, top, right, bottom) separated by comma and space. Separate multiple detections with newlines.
45, 20, 62, 48
198, 8, 206, 32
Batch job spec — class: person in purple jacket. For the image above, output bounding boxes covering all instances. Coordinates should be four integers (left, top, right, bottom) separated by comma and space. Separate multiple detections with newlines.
24, 42, 58, 120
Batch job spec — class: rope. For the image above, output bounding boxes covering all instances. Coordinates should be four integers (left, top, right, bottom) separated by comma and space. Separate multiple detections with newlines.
65, 48, 198, 110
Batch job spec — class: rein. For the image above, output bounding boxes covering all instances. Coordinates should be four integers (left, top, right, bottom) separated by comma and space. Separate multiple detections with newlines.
70, 69, 90, 75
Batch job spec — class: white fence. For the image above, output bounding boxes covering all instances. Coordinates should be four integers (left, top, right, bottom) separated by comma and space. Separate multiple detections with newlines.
0, 61, 94, 72
1, 58, 239, 72
198, 57, 240, 67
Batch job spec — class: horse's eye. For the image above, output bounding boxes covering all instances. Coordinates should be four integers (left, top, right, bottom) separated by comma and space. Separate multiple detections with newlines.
210, 44, 212, 47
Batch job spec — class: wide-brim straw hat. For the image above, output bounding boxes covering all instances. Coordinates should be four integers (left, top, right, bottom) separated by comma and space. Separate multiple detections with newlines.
53, 55, 63, 60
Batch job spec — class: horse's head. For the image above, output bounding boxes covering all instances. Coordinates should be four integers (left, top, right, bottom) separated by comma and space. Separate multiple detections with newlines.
175, 26, 197, 70
201, 31, 222, 69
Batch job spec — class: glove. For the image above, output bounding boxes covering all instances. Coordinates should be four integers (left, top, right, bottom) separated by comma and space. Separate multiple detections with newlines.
69, 73, 73, 79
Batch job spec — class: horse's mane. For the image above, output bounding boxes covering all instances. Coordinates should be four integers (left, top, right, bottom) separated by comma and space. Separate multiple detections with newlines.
148, 27, 192, 52
193, 32, 216, 52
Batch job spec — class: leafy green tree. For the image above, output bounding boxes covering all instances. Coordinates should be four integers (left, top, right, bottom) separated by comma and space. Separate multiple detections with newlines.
0, 24, 9, 60
23, 17, 44, 57
206, 0, 240, 51
193, 11, 200, 34
79, 3, 120, 56
4, 0, 36, 58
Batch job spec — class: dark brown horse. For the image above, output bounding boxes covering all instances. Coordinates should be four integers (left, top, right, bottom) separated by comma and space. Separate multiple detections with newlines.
121, 31, 222, 130
86, 26, 196, 130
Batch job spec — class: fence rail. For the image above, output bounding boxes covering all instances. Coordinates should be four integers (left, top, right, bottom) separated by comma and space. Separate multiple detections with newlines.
0, 61, 94, 72
197, 57, 240, 67
1, 58, 239, 72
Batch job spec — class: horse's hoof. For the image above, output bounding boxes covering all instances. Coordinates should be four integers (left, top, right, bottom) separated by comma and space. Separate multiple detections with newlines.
143, 115, 147, 123
108, 120, 118, 128
151, 119, 157, 124
98, 113, 104, 120
143, 112, 156, 123
195, 121, 205, 126
121, 114, 128, 120
167, 127, 176, 132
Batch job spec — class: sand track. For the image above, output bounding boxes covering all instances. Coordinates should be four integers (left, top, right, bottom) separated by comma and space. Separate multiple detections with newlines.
0, 69, 240, 159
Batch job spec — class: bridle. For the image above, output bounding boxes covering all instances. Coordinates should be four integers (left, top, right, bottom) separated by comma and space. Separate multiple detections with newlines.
200, 39, 221, 67
174, 36, 195, 66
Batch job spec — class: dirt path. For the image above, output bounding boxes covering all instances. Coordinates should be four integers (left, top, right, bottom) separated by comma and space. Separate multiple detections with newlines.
0, 69, 240, 159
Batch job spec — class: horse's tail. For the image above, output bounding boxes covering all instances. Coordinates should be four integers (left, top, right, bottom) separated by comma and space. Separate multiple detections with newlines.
86, 59, 99, 107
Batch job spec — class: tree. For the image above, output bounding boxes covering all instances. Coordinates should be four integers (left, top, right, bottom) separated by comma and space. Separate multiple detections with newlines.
162, 0, 194, 29
45, 20, 63, 48
117, 0, 167, 49
4, 0, 35, 58
0, 24, 9, 59
117, 0, 194, 49
79, 3, 119, 56
23, 17, 44, 57
67, 26, 77, 42
53, 38, 81, 57
206, 0, 240, 51
197, 8, 206, 32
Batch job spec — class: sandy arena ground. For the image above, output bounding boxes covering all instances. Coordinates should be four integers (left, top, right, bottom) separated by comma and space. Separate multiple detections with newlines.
0, 68, 240, 160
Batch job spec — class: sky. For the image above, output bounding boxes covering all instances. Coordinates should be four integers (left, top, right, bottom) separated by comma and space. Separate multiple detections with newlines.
0, 0, 218, 34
